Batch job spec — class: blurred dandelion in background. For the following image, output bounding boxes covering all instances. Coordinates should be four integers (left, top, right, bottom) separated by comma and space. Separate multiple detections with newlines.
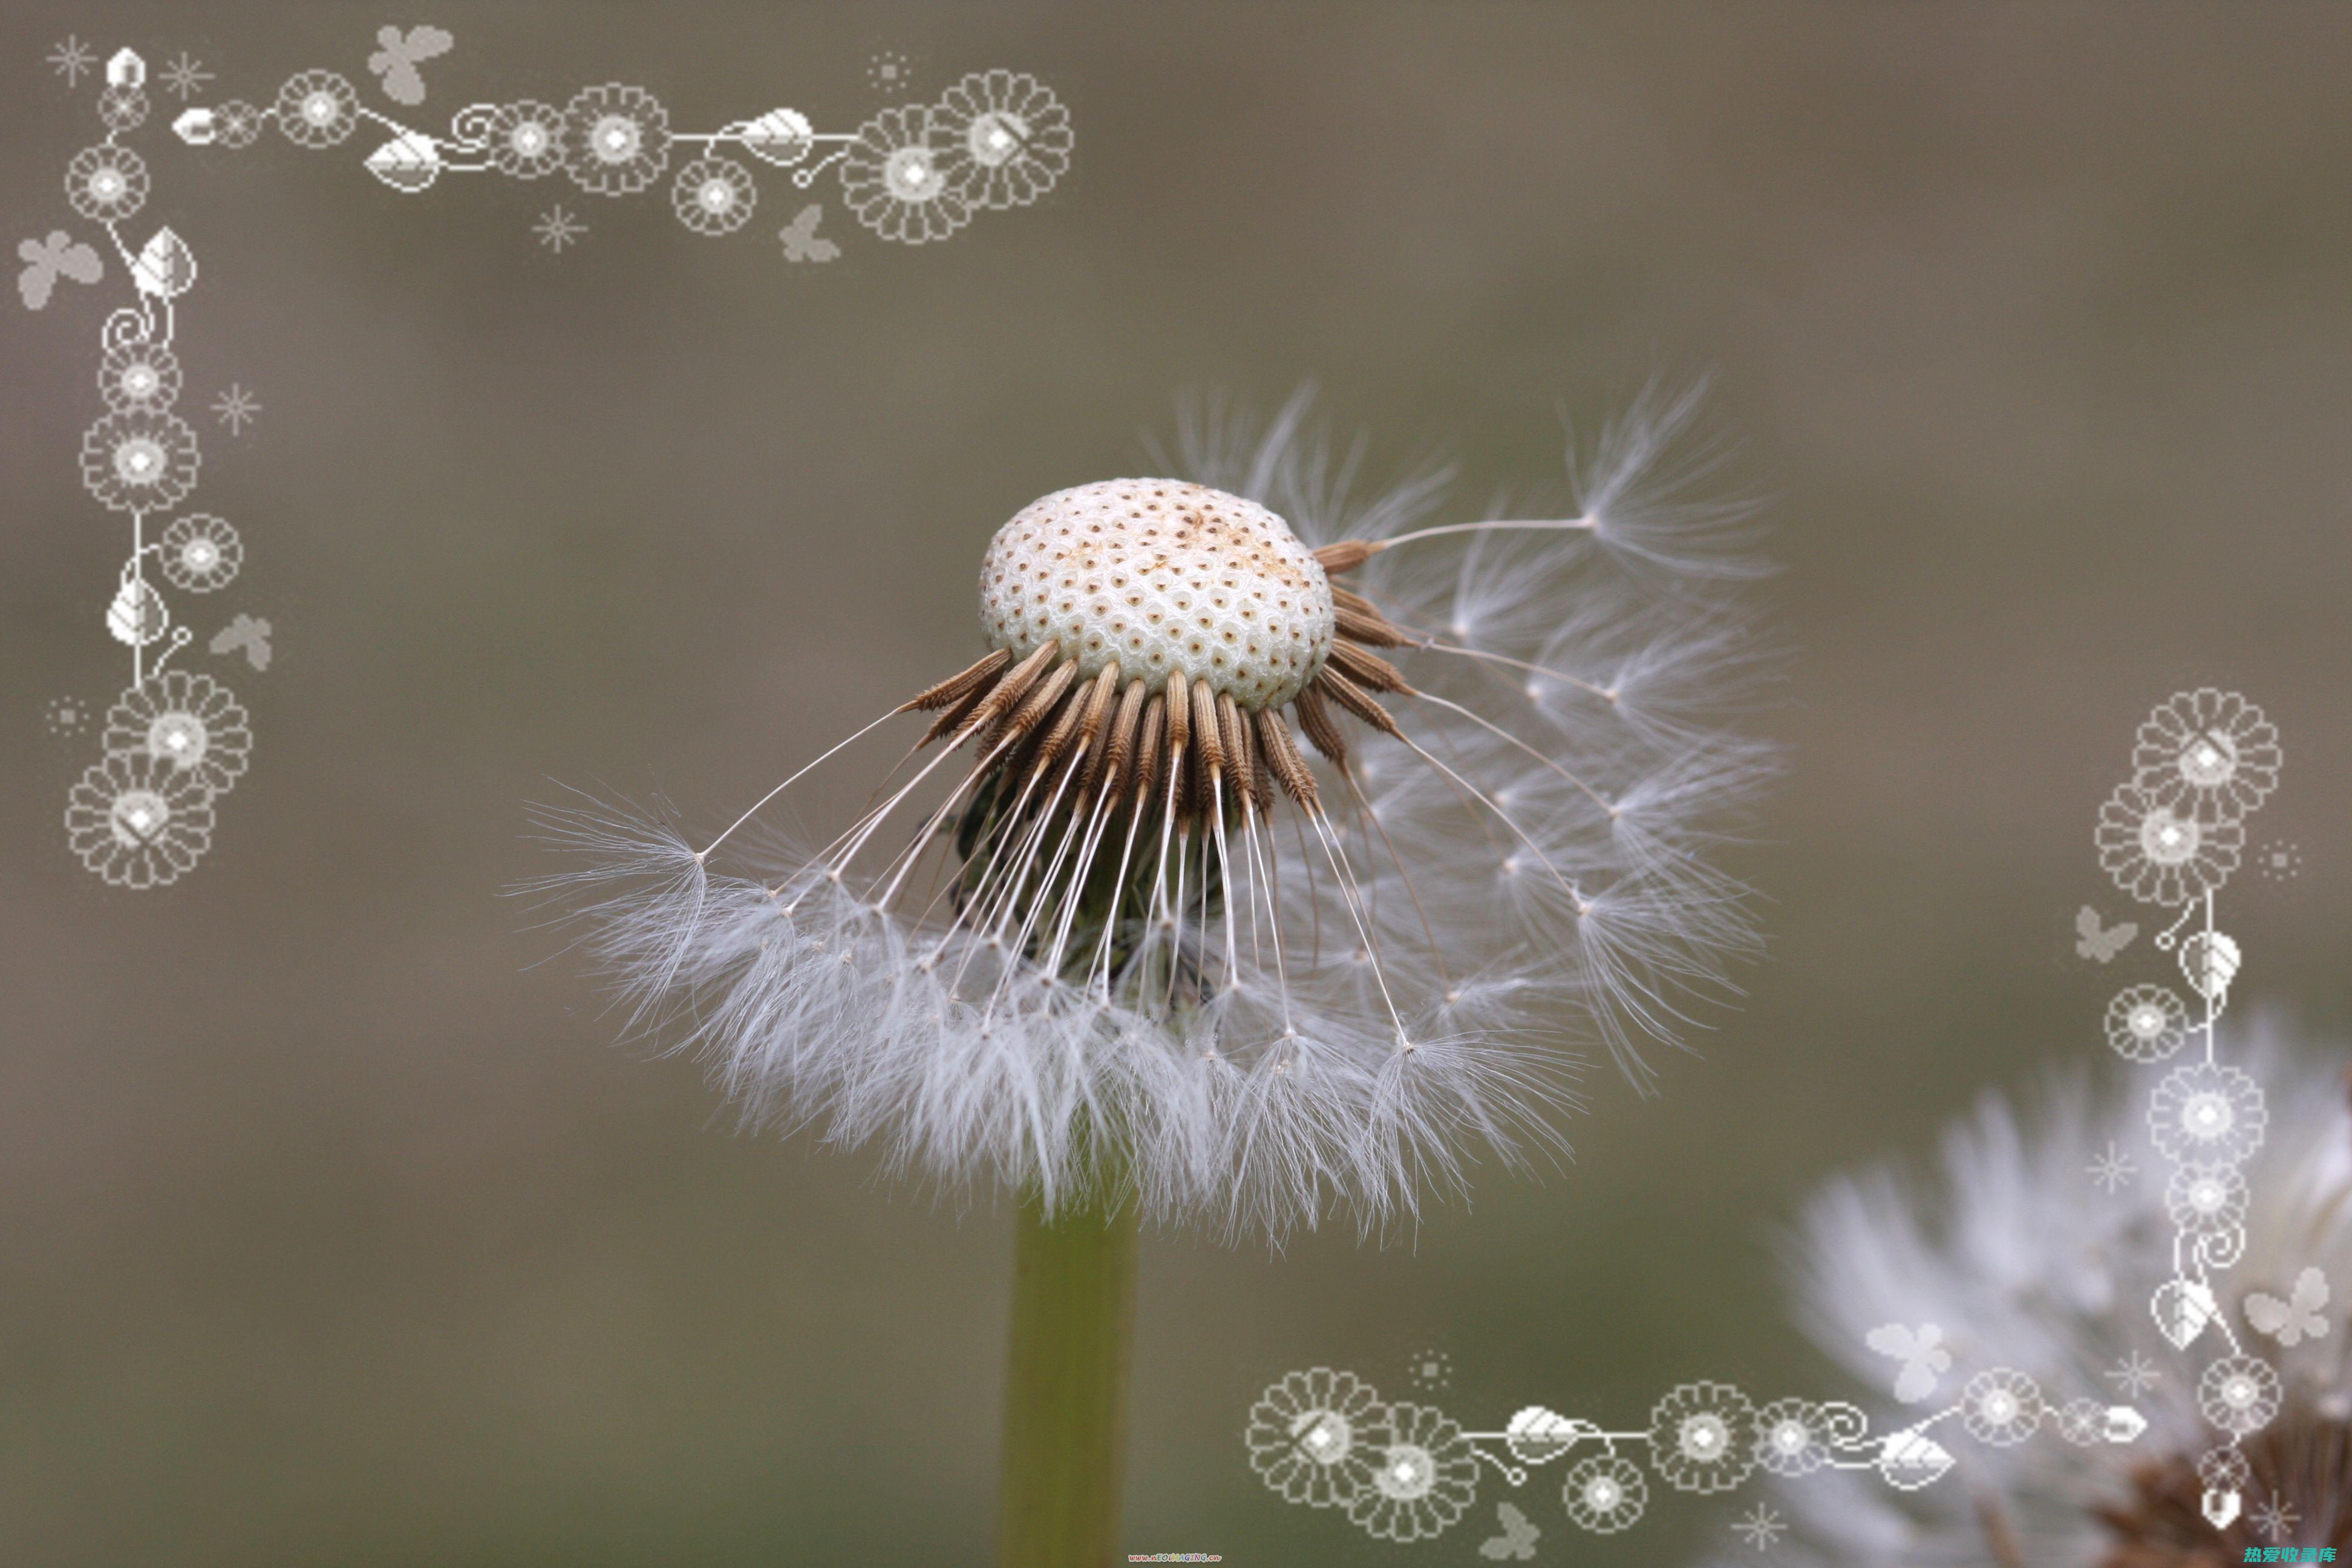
1728, 1027, 2352, 1566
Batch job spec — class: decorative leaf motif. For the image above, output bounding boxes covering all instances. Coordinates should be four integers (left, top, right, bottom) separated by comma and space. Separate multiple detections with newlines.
2102, 1405, 2148, 1444
2152, 1277, 2218, 1350
173, 108, 218, 146
2180, 930, 2242, 1001
131, 227, 197, 299
107, 48, 146, 90
364, 131, 443, 194
1876, 1429, 1954, 1491
106, 580, 169, 647
2203, 1487, 2242, 1527
739, 108, 815, 166
1501, 1405, 1577, 1465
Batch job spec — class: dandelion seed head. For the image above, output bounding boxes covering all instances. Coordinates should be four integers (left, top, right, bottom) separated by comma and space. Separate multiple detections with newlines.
978, 479, 1335, 710
544, 392, 1770, 1238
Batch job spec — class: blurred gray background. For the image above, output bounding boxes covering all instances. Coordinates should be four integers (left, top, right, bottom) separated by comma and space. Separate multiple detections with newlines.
4, 3, 2348, 1563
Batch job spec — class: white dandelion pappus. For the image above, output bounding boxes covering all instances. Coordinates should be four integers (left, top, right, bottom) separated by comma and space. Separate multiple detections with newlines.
537, 394, 1769, 1236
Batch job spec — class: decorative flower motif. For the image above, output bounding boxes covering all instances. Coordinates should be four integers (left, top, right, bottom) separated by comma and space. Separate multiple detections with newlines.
1344, 1401, 1479, 1542
97, 83, 150, 133
485, 100, 566, 178
276, 70, 362, 149
1752, 1397, 1831, 1477
80, 410, 201, 512
1959, 1367, 2043, 1446
98, 339, 182, 412
2105, 982, 2190, 1063
2053, 1396, 2105, 1446
562, 83, 672, 196
932, 69, 1073, 209
2133, 688, 2280, 825
2097, 781, 2243, 906
670, 156, 759, 236
65, 145, 150, 222
2197, 1354, 2282, 1436
1646, 1380, 1757, 1494
160, 513, 243, 592
840, 104, 971, 245
2198, 1443, 2252, 1491
102, 671, 251, 795
1561, 1452, 1648, 1534
2149, 1061, 2267, 1166
214, 99, 265, 149
65, 750, 216, 889
1246, 1368, 1386, 1509
2164, 1161, 2250, 1235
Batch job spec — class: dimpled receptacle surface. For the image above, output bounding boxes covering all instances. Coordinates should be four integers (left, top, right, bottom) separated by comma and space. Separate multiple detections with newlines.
977, 480, 1336, 709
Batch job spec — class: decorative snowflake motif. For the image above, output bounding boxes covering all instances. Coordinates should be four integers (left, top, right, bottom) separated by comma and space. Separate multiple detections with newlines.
1731, 1503, 1788, 1551
534, 205, 587, 252
160, 53, 213, 100
2108, 1351, 2161, 1399
2257, 839, 2304, 882
2249, 1489, 2300, 1544
48, 36, 98, 87
45, 695, 93, 737
211, 384, 261, 434
2088, 1140, 2138, 1194
1407, 1348, 1454, 1392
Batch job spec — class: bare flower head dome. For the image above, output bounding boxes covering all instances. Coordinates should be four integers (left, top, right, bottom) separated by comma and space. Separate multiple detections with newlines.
977, 481, 1335, 709
541, 390, 1774, 1238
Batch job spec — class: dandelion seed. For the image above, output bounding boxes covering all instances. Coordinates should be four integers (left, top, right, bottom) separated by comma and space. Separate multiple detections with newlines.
537, 394, 1769, 1238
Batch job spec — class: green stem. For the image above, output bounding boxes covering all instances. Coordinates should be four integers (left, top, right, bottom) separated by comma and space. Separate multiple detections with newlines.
997, 1183, 1140, 1568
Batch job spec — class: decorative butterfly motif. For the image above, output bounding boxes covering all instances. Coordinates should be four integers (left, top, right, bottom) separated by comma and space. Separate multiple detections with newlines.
17, 229, 104, 310
2246, 1266, 2330, 1348
366, 24, 454, 107
2077, 904, 2138, 963
1477, 1502, 1540, 1561
1866, 1321, 1953, 1404
779, 203, 840, 263
210, 613, 274, 671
